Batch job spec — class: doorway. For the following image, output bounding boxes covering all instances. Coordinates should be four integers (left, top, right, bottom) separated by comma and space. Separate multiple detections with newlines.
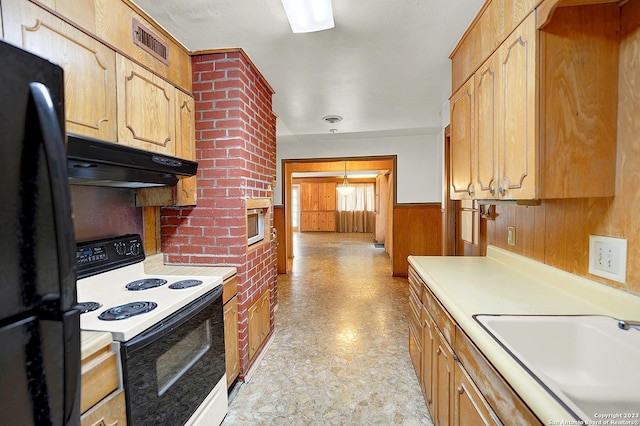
281, 157, 396, 274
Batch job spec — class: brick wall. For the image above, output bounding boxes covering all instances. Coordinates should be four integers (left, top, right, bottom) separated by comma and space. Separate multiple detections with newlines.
161, 50, 277, 378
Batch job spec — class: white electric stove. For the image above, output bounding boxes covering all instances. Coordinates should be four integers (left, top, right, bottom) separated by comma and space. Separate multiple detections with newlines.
76, 261, 222, 341
75, 234, 227, 426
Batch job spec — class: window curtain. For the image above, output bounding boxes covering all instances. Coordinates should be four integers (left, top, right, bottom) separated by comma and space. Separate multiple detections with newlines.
336, 183, 375, 233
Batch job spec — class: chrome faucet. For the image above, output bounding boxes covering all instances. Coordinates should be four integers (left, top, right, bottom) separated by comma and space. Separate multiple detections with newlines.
618, 319, 640, 330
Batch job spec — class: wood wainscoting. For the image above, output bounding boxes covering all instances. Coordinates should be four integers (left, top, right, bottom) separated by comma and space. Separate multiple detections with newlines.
273, 205, 287, 274
392, 204, 442, 277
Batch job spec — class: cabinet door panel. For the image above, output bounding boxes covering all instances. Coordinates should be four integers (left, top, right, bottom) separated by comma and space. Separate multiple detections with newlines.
175, 92, 197, 205
454, 361, 498, 426
116, 55, 176, 155
422, 307, 436, 415
319, 182, 336, 210
474, 57, 498, 199
248, 290, 271, 361
498, 13, 537, 199
300, 183, 318, 211
450, 79, 474, 200
435, 331, 454, 426
2, 1, 117, 141
224, 296, 239, 388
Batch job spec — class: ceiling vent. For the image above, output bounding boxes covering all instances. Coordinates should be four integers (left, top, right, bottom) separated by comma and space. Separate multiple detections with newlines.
132, 19, 169, 65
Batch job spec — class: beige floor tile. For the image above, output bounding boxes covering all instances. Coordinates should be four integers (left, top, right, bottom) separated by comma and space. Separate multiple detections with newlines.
222, 232, 432, 425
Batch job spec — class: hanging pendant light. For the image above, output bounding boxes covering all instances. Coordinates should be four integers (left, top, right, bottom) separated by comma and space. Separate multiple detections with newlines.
336, 161, 355, 196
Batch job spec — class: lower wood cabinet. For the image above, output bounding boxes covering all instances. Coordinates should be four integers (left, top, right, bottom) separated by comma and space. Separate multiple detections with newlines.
223, 276, 240, 388
300, 211, 336, 231
409, 265, 505, 426
80, 332, 126, 425
81, 389, 126, 426
247, 289, 271, 361
454, 360, 497, 425
434, 330, 454, 426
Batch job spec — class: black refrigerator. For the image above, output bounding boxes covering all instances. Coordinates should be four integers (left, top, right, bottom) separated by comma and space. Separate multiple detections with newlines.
0, 40, 80, 425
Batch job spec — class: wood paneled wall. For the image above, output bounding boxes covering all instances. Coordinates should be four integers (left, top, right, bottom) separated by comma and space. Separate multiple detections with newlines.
393, 204, 443, 277
484, 4, 640, 296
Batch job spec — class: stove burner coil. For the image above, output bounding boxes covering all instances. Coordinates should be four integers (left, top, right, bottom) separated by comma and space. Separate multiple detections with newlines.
76, 301, 102, 313
125, 278, 167, 291
98, 301, 158, 321
168, 279, 204, 289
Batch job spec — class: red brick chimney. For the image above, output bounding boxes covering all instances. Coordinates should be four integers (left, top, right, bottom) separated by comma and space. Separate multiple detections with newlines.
161, 50, 277, 378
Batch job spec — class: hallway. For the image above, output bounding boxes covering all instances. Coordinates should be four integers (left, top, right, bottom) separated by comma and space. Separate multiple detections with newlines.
222, 232, 432, 425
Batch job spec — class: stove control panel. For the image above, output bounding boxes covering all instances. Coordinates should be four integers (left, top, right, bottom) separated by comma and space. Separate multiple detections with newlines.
76, 234, 145, 279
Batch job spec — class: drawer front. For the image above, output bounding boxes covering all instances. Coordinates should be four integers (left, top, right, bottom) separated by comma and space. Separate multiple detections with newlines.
222, 275, 238, 304
422, 283, 456, 347
81, 347, 118, 413
408, 266, 423, 302
81, 389, 126, 426
409, 287, 422, 322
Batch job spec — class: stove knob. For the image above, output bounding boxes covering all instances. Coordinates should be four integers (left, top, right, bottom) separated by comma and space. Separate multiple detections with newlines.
130, 242, 141, 256
114, 242, 127, 255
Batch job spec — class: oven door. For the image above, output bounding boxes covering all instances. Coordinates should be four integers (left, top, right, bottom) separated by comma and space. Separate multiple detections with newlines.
120, 287, 225, 426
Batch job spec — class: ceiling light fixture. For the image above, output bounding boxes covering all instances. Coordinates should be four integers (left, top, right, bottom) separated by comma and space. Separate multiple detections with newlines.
280, 0, 335, 33
336, 162, 355, 196
322, 114, 342, 124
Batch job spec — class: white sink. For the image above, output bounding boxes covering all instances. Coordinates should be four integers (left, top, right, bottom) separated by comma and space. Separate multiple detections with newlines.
475, 314, 640, 422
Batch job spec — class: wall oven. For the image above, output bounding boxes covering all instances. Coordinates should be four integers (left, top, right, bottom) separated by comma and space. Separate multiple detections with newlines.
76, 235, 227, 425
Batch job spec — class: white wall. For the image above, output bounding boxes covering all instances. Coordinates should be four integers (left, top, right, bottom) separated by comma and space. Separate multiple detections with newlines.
275, 132, 442, 205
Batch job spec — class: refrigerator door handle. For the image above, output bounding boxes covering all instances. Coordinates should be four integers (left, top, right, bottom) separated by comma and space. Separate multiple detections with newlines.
28, 82, 77, 310
28, 83, 80, 426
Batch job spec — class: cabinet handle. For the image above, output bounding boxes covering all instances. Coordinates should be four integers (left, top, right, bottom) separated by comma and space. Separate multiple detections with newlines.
467, 184, 475, 197
489, 186, 496, 196
458, 386, 464, 395
436, 347, 441, 355
498, 186, 505, 196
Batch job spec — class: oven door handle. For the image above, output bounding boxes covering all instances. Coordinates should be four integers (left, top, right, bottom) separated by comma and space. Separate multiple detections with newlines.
124, 286, 223, 354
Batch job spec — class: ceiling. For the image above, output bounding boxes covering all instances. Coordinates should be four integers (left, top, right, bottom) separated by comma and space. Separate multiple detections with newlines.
131, 0, 484, 141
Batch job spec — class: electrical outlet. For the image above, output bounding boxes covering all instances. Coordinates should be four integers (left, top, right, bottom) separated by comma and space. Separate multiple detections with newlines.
507, 226, 516, 246
589, 235, 627, 283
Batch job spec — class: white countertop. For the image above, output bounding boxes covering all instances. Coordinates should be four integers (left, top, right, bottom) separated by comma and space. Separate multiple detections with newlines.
143, 254, 237, 280
408, 246, 640, 424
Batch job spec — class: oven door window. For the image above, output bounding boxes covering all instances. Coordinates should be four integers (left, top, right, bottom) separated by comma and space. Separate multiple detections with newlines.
121, 289, 225, 426
156, 320, 211, 396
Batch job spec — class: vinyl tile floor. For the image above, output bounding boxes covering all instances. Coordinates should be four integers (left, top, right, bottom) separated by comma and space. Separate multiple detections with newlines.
221, 232, 433, 425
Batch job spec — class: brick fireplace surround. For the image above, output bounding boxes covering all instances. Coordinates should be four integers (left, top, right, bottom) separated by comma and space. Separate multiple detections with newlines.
160, 50, 277, 379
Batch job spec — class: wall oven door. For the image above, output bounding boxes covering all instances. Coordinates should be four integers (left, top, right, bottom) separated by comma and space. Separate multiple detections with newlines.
120, 287, 225, 426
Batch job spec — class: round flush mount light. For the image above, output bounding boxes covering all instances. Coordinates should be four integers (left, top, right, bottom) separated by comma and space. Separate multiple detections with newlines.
322, 115, 343, 124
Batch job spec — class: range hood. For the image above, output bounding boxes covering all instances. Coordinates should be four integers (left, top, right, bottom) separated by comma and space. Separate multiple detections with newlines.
66, 134, 197, 188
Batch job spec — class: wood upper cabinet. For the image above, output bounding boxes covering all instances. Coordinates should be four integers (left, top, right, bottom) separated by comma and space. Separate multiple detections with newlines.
116, 54, 176, 155
1, 0, 117, 141
174, 92, 197, 204
450, 2, 619, 201
300, 182, 319, 211
474, 55, 498, 201
450, 79, 474, 200
299, 181, 337, 231
318, 182, 336, 210
496, 14, 537, 200
248, 289, 271, 362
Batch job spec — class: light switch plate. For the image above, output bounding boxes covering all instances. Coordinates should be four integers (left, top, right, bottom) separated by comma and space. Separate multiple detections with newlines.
588, 235, 627, 283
